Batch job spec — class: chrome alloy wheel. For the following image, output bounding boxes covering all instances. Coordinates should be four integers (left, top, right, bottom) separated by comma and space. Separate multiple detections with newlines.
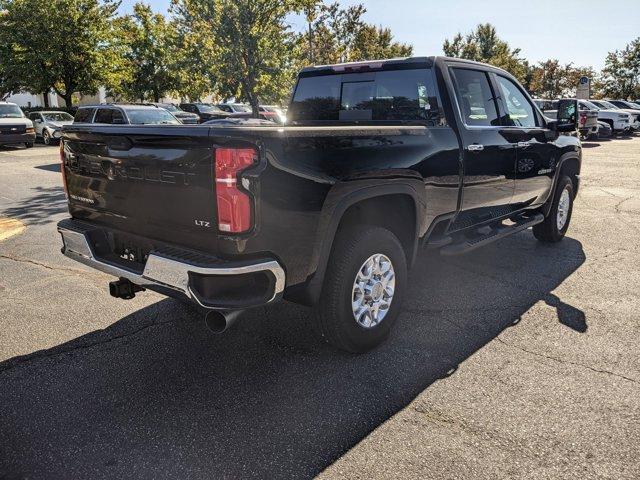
351, 253, 396, 328
557, 187, 571, 231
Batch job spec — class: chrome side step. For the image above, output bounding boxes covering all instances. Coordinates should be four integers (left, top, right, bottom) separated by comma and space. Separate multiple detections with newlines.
440, 213, 544, 256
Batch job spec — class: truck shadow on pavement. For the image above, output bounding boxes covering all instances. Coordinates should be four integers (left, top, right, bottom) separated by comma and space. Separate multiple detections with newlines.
0, 186, 67, 226
33, 163, 61, 173
0, 235, 586, 479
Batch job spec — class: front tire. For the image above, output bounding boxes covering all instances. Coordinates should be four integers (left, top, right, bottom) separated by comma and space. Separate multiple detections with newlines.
24, 142, 34, 148
533, 175, 574, 243
315, 226, 407, 353
43, 129, 52, 145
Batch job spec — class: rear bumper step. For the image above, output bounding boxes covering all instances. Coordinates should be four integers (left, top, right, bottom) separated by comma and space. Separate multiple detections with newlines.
57, 219, 285, 310
440, 213, 544, 256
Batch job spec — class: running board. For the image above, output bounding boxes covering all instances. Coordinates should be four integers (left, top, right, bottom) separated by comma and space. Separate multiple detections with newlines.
440, 213, 544, 256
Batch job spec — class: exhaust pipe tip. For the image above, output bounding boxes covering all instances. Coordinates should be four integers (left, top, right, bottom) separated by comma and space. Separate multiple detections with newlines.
204, 310, 242, 334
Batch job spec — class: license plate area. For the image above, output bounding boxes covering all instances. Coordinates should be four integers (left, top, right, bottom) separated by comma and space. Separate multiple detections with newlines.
114, 238, 148, 265
110, 233, 151, 271
87, 228, 154, 273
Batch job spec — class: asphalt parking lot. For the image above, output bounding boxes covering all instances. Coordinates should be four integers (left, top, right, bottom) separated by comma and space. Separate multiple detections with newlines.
1, 137, 639, 479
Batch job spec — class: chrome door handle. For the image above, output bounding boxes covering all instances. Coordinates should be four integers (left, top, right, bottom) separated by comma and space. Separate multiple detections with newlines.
517, 141, 530, 148
468, 144, 484, 152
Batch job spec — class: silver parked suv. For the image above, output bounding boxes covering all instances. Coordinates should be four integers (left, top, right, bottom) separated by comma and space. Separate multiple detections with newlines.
28, 111, 74, 145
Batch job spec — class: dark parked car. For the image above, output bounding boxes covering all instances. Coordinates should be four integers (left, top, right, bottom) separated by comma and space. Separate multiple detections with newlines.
73, 104, 181, 125
179, 103, 230, 122
217, 103, 283, 123
216, 103, 252, 114
59, 57, 580, 353
258, 105, 286, 124
203, 118, 275, 126
149, 103, 200, 124
597, 120, 612, 138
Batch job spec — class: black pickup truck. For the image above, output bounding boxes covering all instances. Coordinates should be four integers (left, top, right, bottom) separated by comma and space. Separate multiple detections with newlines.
58, 57, 580, 353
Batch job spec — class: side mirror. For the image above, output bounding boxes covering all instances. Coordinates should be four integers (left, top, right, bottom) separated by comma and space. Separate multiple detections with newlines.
554, 98, 578, 132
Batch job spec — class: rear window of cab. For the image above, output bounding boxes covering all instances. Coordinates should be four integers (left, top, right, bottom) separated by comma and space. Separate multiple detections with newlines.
74, 108, 96, 123
288, 68, 442, 125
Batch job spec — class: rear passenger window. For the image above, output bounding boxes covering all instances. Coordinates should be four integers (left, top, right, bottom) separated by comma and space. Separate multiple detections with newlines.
112, 109, 125, 124
341, 70, 436, 122
450, 68, 499, 127
495, 76, 537, 127
290, 75, 341, 121
74, 108, 95, 123
94, 108, 114, 124
289, 68, 441, 125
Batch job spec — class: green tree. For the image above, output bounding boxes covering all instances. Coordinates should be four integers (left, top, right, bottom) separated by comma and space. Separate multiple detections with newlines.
0, 1, 58, 104
116, 3, 179, 102
529, 60, 570, 98
443, 23, 529, 84
171, 0, 308, 114
0, 0, 120, 108
351, 25, 412, 61
298, 2, 411, 65
0, 11, 20, 99
526, 60, 598, 99
172, 20, 217, 101
600, 38, 640, 99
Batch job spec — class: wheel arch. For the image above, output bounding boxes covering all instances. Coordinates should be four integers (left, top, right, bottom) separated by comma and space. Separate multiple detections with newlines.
284, 181, 426, 306
543, 151, 581, 217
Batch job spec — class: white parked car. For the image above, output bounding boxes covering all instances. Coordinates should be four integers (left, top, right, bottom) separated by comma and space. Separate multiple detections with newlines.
589, 100, 638, 132
606, 100, 640, 131
28, 111, 74, 145
0, 102, 35, 148
582, 100, 634, 135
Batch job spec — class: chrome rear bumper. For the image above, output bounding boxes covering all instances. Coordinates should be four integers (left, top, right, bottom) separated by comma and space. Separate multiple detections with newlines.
57, 219, 285, 309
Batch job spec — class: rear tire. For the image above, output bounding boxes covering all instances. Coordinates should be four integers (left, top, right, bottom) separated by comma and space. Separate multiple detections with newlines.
43, 130, 51, 145
24, 142, 34, 148
315, 226, 407, 353
533, 175, 574, 243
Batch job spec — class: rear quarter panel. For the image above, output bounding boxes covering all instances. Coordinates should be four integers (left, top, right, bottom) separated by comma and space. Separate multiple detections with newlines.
215, 125, 461, 286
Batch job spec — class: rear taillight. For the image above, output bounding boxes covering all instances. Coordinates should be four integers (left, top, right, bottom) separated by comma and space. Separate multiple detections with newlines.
60, 140, 68, 197
214, 148, 257, 233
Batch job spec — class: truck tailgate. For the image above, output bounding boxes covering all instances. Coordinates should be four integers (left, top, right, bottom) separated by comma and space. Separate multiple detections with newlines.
62, 125, 219, 251
583, 110, 599, 128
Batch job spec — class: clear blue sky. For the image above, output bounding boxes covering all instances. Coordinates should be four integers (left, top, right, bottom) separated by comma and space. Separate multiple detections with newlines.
119, 0, 640, 71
